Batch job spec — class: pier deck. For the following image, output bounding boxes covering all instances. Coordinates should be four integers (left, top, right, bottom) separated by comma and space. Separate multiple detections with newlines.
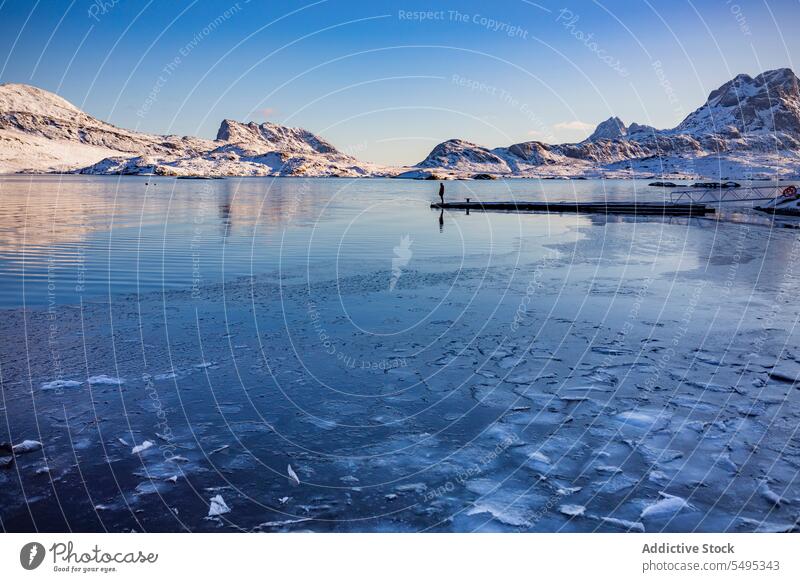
431, 200, 715, 216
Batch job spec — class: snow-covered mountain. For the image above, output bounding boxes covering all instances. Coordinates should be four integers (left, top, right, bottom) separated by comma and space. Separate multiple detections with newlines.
0, 83, 385, 176
2, 68, 800, 179
0, 83, 219, 173
418, 67, 800, 179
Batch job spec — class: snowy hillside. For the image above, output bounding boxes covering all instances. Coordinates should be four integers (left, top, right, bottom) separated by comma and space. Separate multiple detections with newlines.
0, 83, 387, 177
0, 83, 218, 174
417, 67, 800, 179
2, 69, 800, 178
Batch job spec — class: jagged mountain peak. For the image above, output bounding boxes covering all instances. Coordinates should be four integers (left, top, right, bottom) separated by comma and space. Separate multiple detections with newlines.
678, 66, 800, 136
704, 68, 798, 109
215, 118, 340, 155
587, 117, 627, 141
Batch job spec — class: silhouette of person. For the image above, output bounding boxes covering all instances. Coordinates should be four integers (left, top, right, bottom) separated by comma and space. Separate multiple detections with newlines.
438, 208, 444, 232
438, 182, 444, 205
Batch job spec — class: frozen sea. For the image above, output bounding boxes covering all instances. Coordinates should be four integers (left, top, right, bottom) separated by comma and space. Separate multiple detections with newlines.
0, 175, 799, 532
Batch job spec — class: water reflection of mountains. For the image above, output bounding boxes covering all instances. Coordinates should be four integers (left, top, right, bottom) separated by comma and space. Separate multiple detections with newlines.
0, 176, 329, 254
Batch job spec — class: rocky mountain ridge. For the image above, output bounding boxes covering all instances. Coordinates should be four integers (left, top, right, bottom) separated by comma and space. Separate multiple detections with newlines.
2, 68, 800, 179
416, 67, 800, 179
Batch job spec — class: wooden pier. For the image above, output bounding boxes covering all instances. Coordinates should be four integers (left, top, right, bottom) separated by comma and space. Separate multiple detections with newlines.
431, 200, 715, 217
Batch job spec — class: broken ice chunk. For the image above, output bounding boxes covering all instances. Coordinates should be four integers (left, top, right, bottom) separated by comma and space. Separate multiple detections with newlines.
600, 516, 645, 532
529, 451, 551, 465
12, 440, 43, 454
648, 470, 668, 484
207, 494, 231, 517
758, 480, 784, 506
40, 379, 82, 390
614, 410, 670, 434
252, 517, 312, 531
768, 362, 800, 384
131, 440, 154, 455
640, 492, 694, 520
153, 371, 179, 381
287, 464, 301, 485
396, 482, 427, 494
466, 501, 529, 527
559, 504, 586, 517
596, 473, 637, 494
87, 375, 125, 385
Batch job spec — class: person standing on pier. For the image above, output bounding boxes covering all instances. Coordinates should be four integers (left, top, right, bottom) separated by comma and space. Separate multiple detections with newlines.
438, 182, 444, 205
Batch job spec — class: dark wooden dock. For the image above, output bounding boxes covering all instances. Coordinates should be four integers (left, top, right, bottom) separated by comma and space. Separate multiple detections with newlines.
431, 200, 715, 216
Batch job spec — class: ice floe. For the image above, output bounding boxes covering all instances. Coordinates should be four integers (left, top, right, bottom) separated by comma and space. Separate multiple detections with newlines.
600, 516, 645, 532
40, 379, 82, 390
87, 375, 125, 385
466, 501, 529, 527
287, 464, 301, 485
252, 517, 312, 531
12, 440, 42, 454
640, 493, 695, 520
207, 494, 231, 517
131, 440, 154, 455
559, 504, 586, 517
758, 480, 785, 506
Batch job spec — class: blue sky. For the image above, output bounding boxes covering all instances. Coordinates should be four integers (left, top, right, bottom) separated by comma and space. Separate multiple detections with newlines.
1, 0, 798, 165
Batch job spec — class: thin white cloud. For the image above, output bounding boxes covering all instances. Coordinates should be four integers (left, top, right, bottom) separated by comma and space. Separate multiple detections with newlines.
553, 120, 594, 131
527, 129, 549, 138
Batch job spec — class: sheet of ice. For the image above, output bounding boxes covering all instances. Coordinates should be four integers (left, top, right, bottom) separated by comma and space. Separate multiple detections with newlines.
4, 183, 800, 533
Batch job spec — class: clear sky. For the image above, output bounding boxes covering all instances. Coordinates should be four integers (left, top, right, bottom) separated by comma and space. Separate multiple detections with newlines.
1, 0, 798, 165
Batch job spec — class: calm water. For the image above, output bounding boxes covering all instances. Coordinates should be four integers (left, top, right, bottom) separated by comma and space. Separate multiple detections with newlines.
0, 176, 673, 308
2, 176, 799, 533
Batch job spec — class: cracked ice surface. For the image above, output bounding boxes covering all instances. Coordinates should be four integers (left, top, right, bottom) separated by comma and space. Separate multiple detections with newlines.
1, 179, 799, 532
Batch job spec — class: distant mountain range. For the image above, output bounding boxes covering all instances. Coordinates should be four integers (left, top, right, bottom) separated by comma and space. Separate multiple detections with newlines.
415, 68, 800, 180
0, 83, 384, 177
2, 67, 800, 179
